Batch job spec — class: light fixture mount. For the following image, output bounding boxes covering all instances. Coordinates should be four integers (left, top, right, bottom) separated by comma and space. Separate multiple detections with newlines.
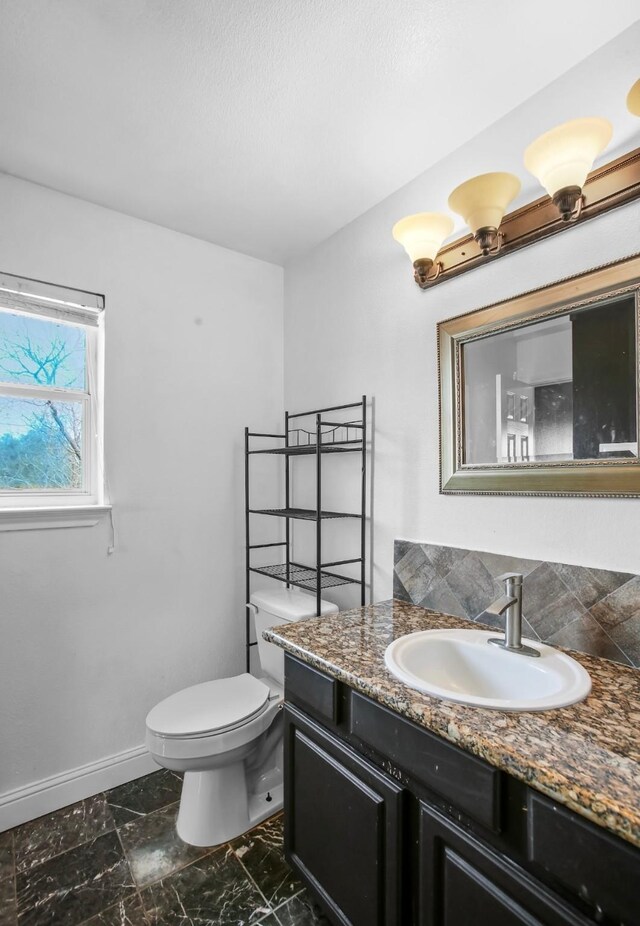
552, 186, 584, 222
474, 226, 502, 256
413, 258, 442, 287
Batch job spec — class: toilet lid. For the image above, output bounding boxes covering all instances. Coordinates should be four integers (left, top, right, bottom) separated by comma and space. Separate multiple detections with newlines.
146, 673, 270, 737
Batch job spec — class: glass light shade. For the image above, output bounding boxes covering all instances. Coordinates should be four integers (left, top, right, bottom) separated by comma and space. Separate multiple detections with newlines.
392, 212, 454, 264
524, 118, 612, 197
627, 79, 640, 116
448, 172, 521, 234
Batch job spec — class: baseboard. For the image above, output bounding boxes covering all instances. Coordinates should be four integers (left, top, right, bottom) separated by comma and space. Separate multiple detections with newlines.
0, 745, 158, 831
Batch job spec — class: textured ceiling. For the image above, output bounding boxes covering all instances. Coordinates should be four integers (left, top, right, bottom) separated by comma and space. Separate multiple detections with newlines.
0, 1, 638, 264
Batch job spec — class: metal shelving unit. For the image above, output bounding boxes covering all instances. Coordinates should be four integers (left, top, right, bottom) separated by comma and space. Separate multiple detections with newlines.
244, 397, 367, 670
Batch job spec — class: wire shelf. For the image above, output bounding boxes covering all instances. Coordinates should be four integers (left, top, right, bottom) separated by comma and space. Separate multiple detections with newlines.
249, 507, 361, 520
245, 396, 367, 670
250, 562, 357, 591
249, 439, 362, 456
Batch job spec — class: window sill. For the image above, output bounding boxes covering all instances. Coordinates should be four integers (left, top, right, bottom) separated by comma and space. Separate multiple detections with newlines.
0, 505, 112, 532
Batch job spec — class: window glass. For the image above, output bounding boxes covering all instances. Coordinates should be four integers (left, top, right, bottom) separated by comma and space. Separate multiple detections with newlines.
0, 396, 84, 490
0, 311, 86, 389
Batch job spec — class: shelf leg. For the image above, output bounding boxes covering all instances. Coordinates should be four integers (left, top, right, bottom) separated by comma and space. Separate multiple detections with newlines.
316, 413, 322, 616
245, 426, 251, 672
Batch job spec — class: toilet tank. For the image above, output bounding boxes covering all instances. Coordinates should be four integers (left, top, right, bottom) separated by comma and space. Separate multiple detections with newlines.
250, 588, 338, 684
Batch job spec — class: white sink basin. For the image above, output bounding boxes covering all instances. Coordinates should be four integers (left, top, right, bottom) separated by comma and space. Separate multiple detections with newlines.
384, 629, 591, 711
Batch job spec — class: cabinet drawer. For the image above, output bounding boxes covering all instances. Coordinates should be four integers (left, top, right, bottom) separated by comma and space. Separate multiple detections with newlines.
285, 654, 339, 725
349, 691, 502, 832
527, 791, 640, 925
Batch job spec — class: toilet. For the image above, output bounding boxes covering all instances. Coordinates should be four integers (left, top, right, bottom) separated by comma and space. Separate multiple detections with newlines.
145, 588, 338, 846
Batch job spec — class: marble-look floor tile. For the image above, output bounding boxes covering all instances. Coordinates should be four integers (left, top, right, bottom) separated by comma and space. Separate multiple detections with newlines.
140, 850, 271, 925
78, 893, 148, 925
232, 814, 301, 908
118, 803, 211, 888
105, 771, 182, 828
16, 831, 134, 926
0, 833, 13, 883
14, 795, 114, 873
274, 891, 330, 925
0, 871, 17, 926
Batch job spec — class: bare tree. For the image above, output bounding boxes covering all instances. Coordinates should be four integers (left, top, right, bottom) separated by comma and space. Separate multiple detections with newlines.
0, 321, 84, 487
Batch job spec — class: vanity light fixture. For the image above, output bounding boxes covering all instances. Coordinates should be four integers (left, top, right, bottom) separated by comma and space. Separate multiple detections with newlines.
392, 212, 454, 287
448, 172, 521, 256
524, 117, 612, 222
627, 79, 640, 116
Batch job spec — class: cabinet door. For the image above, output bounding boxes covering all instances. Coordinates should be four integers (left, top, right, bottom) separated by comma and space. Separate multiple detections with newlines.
419, 802, 592, 926
284, 704, 405, 926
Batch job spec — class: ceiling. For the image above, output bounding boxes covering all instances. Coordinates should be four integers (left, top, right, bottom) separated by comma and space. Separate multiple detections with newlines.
0, 1, 638, 265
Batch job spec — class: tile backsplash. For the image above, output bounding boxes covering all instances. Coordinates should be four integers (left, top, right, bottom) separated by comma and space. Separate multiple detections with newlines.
393, 540, 640, 668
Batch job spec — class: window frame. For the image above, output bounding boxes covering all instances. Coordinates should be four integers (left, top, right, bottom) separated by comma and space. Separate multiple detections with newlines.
0, 274, 107, 527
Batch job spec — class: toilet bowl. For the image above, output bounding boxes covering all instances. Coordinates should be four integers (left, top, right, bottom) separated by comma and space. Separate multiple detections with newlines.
145, 588, 338, 846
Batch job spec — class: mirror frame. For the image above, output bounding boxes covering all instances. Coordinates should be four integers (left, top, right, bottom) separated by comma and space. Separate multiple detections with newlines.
438, 252, 640, 497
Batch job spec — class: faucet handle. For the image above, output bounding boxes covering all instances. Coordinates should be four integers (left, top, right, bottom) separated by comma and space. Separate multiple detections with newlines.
496, 572, 523, 587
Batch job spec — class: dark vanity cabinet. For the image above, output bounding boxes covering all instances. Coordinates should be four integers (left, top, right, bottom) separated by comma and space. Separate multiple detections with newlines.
283, 654, 640, 926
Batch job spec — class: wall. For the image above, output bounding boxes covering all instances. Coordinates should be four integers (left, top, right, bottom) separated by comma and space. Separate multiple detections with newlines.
0, 173, 284, 825
283, 26, 640, 607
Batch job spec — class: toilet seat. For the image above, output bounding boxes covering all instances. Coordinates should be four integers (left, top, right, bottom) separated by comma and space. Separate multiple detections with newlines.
146, 673, 270, 738
145, 674, 283, 763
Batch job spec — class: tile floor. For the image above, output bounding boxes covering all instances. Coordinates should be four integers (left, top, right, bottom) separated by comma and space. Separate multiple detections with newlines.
0, 770, 329, 925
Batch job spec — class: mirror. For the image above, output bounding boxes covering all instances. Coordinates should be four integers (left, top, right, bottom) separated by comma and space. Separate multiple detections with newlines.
439, 253, 640, 496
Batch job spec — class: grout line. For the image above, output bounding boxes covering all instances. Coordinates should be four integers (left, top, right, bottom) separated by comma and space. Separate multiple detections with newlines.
74, 890, 143, 926
272, 885, 306, 912
585, 616, 636, 667
230, 848, 275, 917
130, 843, 223, 893
114, 825, 136, 885
115, 799, 181, 833
13, 808, 117, 879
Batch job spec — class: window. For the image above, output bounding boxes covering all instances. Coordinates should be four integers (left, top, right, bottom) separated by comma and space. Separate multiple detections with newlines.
0, 272, 105, 518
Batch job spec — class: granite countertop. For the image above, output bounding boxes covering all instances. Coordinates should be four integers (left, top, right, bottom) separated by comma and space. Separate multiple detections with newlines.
264, 599, 640, 848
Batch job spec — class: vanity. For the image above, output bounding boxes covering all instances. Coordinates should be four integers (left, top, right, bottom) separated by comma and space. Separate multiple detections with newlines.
264, 600, 640, 926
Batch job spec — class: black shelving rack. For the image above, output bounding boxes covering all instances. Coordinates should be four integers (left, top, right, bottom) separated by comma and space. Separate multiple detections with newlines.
244, 397, 367, 670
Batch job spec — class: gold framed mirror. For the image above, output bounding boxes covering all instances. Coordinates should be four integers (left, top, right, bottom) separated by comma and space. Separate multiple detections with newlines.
439, 252, 640, 496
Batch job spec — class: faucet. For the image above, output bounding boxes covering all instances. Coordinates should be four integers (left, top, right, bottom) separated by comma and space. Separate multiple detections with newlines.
478, 573, 540, 658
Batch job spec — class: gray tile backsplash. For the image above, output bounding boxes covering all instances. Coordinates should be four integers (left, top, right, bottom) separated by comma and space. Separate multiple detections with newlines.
393, 540, 640, 668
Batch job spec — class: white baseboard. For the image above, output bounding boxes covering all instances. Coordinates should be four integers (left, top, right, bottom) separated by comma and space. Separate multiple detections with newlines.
0, 745, 158, 831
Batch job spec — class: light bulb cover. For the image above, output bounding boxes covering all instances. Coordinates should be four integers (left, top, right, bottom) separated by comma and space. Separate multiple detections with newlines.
628, 79, 640, 117
392, 212, 454, 264
448, 172, 521, 235
524, 117, 612, 199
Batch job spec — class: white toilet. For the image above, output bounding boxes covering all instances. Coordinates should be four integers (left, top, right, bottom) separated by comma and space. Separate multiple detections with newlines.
145, 588, 338, 847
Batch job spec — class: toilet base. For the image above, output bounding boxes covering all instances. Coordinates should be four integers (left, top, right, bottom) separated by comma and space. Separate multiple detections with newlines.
176, 764, 283, 847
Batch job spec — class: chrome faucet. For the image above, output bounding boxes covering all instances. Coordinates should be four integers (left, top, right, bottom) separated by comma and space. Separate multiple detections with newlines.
479, 573, 539, 658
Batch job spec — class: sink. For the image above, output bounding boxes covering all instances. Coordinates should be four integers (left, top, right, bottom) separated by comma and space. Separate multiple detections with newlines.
384, 629, 591, 711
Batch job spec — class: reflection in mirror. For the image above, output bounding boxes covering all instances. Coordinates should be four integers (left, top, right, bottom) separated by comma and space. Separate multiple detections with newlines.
462, 293, 637, 466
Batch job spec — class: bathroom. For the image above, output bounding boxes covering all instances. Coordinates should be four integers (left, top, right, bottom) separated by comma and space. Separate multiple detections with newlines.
1, 3, 639, 925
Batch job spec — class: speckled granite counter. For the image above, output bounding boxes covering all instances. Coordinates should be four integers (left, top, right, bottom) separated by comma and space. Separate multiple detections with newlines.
264, 599, 640, 848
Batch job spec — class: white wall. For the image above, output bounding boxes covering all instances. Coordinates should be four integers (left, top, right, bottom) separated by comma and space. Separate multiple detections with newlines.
284, 28, 640, 604
0, 173, 284, 821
